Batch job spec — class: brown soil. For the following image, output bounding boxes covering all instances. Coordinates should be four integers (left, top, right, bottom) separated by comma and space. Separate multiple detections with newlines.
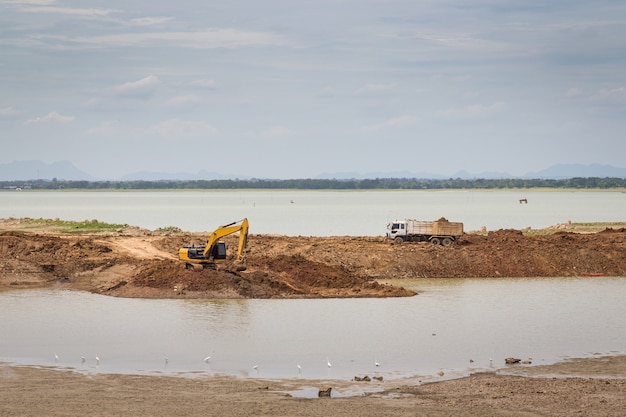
2, 355, 626, 416
1, 219, 625, 298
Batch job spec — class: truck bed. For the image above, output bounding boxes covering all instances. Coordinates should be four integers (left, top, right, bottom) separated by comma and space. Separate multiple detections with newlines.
406, 219, 463, 237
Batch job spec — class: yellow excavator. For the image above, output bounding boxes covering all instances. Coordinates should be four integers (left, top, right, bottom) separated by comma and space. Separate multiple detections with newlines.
179, 218, 249, 269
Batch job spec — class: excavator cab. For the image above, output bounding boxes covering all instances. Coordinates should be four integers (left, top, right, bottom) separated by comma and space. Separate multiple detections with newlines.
212, 242, 227, 260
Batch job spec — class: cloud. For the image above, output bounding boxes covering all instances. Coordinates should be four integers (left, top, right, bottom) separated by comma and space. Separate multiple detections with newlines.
318, 86, 335, 98
589, 87, 626, 103
1, 0, 56, 4
245, 125, 296, 140
131, 17, 172, 27
354, 115, 419, 134
566, 87, 584, 98
25, 111, 74, 125
355, 84, 397, 95
86, 118, 219, 140
108, 75, 160, 99
146, 118, 219, 139
259, 125, 295, 139
165, 95, 205, 107
54, 29, 287, 49
191, 79, 217, 89
439, 102, 505, 119
0, 107, 20, 119
16, 5, 115, 17
85, 120, 123, 136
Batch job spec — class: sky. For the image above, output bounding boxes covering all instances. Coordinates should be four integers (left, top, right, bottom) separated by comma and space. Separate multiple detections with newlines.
1, 0, 625, 180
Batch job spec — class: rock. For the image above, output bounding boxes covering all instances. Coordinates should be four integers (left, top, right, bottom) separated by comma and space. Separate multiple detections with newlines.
318, 387, 332, 397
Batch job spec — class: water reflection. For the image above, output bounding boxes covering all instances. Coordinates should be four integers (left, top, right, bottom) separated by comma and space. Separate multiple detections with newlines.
1, 277, 625, 380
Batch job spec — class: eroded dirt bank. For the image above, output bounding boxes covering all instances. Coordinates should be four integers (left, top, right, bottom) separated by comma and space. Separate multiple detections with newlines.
1, 218, 625, 298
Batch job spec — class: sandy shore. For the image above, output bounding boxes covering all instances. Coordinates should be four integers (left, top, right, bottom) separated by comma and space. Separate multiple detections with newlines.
2, 355, 625, 416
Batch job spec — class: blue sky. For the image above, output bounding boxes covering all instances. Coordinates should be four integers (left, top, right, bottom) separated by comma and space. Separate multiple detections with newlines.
1, 0, 625, 179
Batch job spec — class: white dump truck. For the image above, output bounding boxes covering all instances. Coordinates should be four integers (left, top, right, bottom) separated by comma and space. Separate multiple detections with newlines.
386, 218, 463, 246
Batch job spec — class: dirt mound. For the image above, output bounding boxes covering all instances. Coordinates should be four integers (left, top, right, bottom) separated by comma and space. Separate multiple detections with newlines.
1, 221, 625, 299
124, 254, 411, 299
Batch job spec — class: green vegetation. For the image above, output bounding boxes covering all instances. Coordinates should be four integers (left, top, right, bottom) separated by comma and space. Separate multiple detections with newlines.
153, 225, 183, 234
16, 218, 129, 234
1, 177, 626, 190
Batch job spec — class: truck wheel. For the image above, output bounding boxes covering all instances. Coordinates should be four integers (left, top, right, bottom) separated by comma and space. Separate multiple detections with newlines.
442, 238, 452, 246
394, 237, 404, 245
430, 237, 441, 245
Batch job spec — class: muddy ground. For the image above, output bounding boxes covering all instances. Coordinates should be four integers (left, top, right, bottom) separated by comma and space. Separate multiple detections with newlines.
2, 355, 626, 417
1, 218, 625, 298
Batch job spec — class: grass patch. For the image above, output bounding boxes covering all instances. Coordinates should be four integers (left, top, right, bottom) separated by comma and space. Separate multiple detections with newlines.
18, 217, 129, 234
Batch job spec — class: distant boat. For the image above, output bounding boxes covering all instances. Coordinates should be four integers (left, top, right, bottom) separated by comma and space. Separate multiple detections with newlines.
582, 272, 604, 277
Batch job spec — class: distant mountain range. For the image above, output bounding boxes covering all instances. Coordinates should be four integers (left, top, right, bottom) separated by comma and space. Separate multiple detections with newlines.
318, 163, 626, 180
1, 160, 626, 181
0, 160, 98, 181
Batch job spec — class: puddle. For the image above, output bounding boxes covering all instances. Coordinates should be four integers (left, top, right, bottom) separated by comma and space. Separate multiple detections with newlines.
287, 386, 371, 398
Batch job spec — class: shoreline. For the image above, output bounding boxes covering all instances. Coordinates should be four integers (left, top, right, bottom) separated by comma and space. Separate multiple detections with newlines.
2, 355, 625, 416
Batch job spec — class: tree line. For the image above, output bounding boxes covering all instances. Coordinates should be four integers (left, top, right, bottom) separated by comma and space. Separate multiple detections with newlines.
2, 177, 626, 190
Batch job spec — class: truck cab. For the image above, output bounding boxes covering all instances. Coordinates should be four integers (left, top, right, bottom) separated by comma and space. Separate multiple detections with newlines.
386, 221, 407, 241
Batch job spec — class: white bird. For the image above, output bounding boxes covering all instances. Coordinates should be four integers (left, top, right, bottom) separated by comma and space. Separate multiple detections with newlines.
81, 356, 86, 364
96, 356, 100, 366
54, 354, 59, 363
203, 356, 211, 363
327, 357, 332, 368
297, 363, 302, 374
375, 360, 380, 367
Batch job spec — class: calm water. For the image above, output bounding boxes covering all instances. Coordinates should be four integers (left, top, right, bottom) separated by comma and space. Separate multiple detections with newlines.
1, 190, 625, 235
1, 191, 625, 380
1, 278, 625, 380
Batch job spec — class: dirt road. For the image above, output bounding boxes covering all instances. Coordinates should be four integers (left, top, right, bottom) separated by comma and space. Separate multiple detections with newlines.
1, 218, 625, 298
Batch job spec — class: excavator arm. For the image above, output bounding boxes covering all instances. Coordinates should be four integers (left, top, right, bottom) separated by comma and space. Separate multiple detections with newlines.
202, 218, 249, 261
